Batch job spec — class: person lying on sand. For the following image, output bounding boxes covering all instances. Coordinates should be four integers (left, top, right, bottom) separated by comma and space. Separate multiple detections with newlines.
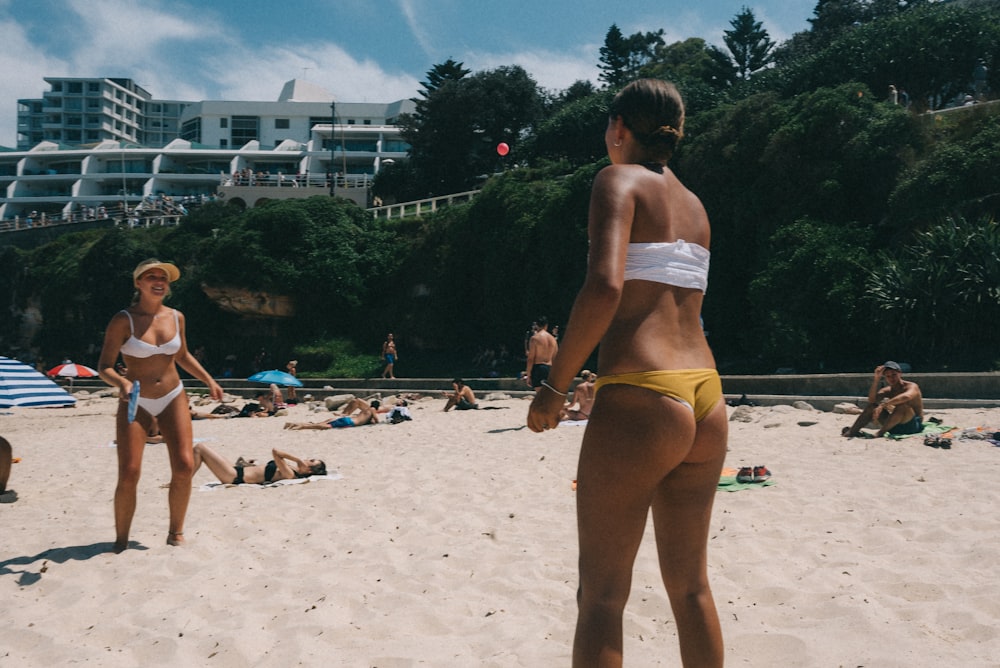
193, 443, 325, 485
283, 404, 380, 430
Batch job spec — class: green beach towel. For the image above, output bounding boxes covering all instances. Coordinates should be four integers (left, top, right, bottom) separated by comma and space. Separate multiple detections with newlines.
717, 475, 776, 492
885, 422, 955, 440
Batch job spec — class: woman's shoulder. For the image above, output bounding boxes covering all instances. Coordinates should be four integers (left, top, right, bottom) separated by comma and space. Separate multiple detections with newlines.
108, 309, 132, 326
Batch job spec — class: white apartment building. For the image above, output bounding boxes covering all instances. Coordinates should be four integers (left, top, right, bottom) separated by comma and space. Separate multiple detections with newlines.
3, 78, 413, 227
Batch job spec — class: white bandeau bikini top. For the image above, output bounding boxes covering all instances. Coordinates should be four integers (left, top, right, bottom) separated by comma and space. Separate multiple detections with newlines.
119, 309, 182, 358
623, 239, 710, 293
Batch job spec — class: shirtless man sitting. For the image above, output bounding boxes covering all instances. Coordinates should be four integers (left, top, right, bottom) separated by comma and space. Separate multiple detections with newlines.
443, 379, 478, 411
842, 361, 923, 438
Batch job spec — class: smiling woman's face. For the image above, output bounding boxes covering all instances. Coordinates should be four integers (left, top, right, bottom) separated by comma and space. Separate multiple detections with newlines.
136, 269, 170, 296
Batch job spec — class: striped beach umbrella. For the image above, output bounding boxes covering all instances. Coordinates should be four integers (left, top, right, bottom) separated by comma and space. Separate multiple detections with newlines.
0, 356, 76, 408
47, 362, 99, 378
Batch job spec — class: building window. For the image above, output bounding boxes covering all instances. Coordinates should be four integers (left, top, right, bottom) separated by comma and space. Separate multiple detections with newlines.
220, 117, 228, 128
275, 118, 290, 129
180, 118, 201, 143
363, 119, 371, 125
230, 115, 259, 146
88, 82, 100, 93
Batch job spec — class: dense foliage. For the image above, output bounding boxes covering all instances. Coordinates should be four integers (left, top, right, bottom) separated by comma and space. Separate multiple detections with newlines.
3, 1, 1000, 375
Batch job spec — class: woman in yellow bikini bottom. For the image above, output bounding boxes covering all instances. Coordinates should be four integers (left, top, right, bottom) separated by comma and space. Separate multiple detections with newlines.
593, 368, 722, 422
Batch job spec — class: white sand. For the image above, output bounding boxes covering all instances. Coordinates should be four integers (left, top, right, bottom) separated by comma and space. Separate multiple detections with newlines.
2, 395, 999, 666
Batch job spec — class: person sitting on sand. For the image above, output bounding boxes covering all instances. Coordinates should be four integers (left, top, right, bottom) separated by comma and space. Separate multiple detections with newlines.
842, 361, 924, 437
268, 383, 289, 413
283, 403, 380, 429
443, 378, 478, 411
561, 370, 597, 421
0, 435, 15, 503
193, 443, 325, 485
236, 390, 275, 418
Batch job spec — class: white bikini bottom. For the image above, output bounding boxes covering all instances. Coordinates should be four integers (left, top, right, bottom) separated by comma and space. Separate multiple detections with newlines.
137, 382, 184, 417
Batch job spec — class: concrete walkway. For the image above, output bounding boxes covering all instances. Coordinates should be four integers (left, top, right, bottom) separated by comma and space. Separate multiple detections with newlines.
60, 372, 1000, 410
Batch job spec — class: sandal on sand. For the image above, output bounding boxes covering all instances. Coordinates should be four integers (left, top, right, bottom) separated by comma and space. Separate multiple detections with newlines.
736, 466, 755, 483
753, 465, 772, 481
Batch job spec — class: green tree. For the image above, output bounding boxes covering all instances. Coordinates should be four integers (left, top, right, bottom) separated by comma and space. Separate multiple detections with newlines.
888, 108, 1000, 228
195, 197, 398, 337
724, 6, 776, 80
866, 216, 1000, 366
748, 218, 874, 369
417, 58, 471, 95
399, 66, 544, 197
783, 4, 1000, 111
808, 0, 867, 48
598, 24, 666, 88
525, 89, 614, 168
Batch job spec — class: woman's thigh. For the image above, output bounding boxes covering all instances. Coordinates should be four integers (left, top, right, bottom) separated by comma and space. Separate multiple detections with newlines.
155, 392, 195, 472
650, 400, 727, 588
576, 386, 699, 593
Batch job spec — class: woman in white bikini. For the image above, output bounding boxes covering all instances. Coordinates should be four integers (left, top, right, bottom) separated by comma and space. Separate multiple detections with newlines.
527, 80, 726, 666
98, 258, 223, 553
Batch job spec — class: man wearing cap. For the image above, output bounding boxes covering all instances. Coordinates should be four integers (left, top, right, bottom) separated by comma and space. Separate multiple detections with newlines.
842, 361, 924, 437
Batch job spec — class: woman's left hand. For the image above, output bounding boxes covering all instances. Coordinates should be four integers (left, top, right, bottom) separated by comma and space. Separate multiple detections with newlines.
527, 389, 564, 433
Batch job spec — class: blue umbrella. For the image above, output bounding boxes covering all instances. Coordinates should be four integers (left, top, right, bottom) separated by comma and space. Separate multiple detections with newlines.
247, 369, 303, 387
0, 356, 76, 408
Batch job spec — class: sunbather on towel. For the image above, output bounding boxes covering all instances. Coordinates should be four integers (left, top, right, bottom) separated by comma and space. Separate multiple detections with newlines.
283, 404, 380, 430
193, 443, 326, 485
842, 361, 924, 437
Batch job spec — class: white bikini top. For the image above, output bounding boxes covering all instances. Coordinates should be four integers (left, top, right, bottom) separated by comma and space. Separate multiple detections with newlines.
623, 239, 710, 293
119, 309, 182, 358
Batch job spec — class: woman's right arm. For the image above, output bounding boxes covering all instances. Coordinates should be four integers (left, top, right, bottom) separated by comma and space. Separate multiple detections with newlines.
97, 313, 131, 397
527, 167, 634, 432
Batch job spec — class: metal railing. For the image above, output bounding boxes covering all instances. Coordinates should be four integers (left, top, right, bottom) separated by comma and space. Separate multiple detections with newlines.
369, 190, 481, 219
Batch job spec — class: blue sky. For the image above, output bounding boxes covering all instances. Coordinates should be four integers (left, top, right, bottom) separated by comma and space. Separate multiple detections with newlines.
0, 0, 817, 147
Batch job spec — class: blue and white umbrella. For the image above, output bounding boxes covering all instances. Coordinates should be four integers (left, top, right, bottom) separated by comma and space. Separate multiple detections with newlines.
0, 356, 76, 408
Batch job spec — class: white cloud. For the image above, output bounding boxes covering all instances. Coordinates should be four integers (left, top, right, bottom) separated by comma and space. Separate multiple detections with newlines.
397, 0, 436, 61
466, 47, 601, 93
203, 42, 420, 103
0, 19, 71, 146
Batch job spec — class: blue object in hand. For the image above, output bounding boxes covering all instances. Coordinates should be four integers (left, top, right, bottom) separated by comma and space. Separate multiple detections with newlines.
128, 381, 140, 423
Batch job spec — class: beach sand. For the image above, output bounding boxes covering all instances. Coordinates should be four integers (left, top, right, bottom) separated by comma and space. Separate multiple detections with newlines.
2, 393, 999, 666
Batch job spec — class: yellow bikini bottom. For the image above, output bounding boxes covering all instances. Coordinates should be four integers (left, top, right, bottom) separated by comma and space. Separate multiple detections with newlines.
594, 368, 722, 422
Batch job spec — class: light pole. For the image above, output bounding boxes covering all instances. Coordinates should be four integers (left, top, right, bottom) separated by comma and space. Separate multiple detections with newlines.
121, 148, 127, 215
329, 100, 336, 196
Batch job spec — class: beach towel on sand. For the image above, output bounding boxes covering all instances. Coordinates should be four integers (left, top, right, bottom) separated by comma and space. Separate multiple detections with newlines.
717, 467, 776, 492
885, 422, 955, 440
199, 473, 343, 491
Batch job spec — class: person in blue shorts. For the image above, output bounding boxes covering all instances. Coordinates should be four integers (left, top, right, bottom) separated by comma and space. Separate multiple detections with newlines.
283, 402, 380, 429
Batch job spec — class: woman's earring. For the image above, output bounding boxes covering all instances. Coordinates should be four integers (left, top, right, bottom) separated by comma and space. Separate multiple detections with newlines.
613, 139, 622, 147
